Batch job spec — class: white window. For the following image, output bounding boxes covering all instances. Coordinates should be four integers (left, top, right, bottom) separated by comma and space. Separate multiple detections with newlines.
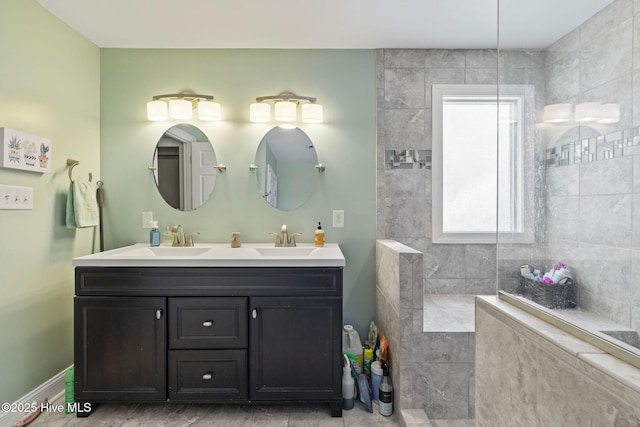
432, 84, 534, 244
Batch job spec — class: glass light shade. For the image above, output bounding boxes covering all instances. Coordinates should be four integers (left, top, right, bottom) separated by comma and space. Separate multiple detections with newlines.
250, 103, 271, 122
274, 101, 297, 122
169, 99, 193, 119
597, 103, 620, 124
147, 100, 168, 121
198, 101, 221, 121
301, 103, 323, 123
543, 103, 572, 123
575, 102, 601, 122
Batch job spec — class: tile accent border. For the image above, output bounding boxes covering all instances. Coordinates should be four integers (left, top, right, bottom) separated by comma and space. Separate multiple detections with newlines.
384, 149, 432, 169
545, 126, 640, 168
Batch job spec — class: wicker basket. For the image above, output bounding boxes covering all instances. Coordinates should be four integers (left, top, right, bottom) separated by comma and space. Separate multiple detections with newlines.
519, 277, 577, 309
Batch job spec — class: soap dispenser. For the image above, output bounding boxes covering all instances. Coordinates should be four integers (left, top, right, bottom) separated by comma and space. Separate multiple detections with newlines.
315, 222, 325, 247
150, 221, 160, 247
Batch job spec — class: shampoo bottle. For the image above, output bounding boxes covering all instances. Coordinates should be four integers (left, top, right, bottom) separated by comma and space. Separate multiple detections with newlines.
150, 221, 160, 247
315, 222, 325, 247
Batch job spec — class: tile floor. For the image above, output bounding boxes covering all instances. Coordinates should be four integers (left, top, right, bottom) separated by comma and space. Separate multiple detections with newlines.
27, 396, 400, 427
430, 420, 474, 427
26, 397, 475, 426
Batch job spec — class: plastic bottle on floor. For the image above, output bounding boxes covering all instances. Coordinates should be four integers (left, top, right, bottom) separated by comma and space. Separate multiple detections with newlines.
342, 356, 355, 410
378, 362, 393, 416
342, 325, 363, 374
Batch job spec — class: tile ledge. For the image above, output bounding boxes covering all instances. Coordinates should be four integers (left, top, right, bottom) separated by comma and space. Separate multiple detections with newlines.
477, 295, 640, 394
377, 239, 423, 254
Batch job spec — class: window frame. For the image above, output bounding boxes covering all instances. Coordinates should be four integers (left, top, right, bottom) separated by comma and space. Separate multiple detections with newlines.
431, 83, 535, 244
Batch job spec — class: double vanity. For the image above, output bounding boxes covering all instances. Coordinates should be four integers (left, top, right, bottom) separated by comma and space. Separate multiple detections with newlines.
72, 243, 345, 417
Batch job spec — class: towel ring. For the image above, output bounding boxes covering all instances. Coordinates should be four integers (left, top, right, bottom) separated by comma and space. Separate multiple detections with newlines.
67, 158, 92, 182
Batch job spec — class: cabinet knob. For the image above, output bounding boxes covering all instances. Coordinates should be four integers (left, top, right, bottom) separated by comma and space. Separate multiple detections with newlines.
156, 309, 163, 320
252, 309, 257, 319
202, 320, 213, 327
202, 372, 213, 380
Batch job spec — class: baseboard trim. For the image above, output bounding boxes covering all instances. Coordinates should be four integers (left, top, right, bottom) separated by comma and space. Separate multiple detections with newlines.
0, 364, 72, 427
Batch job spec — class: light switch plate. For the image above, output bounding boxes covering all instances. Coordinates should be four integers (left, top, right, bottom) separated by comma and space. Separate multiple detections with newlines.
332, 210, 344, 228
0, 184, 33, 210
142, 211, 154, 228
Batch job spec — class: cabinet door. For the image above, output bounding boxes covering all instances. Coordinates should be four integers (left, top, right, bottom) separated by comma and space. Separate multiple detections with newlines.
249, 297, 341, 400
74, 297, 166, 401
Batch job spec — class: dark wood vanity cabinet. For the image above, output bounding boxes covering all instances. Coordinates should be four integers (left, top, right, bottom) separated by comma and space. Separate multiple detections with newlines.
74, 267, 343, 417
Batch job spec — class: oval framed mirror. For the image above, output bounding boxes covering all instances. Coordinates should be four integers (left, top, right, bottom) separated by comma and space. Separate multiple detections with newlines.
152, 124, 218, 211
253, 126, 319, 211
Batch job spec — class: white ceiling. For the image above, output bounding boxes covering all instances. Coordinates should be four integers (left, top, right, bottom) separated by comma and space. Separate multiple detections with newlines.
36, 0, 614, 49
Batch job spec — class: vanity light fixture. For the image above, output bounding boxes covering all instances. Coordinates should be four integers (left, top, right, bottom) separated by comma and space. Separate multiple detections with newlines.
147, 92, 221, 121
250, 92, 323, 124
543, 103, 572, 123
597, 103, 620, 124
542, 102, 620, 124
575, 102, 601, 123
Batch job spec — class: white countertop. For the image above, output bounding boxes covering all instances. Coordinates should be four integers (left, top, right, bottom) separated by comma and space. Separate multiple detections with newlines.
72, 243, 345, 268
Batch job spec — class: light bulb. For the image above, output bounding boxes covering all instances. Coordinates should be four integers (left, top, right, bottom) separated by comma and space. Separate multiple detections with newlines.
169, 99, 192, 119
147, 100, 168, 121
543, 103, 571, 123
302, 103, 323, 123
274, 101, 296, 122
250, 103, 270, 122
198, 101, 221, 121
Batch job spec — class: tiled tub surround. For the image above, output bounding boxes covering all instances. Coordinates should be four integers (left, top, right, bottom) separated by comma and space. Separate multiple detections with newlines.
476, 296, 640, 426
540, 0, 640, 334
376, 240, 474, 420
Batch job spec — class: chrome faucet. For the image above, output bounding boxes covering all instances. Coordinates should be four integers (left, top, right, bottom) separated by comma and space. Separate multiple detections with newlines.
172, 225, 199, 247
269, 224, 301, 247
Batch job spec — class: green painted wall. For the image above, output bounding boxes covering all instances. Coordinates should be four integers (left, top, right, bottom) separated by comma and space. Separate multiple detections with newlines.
0, 0, 100, 403
100, 49, 377, 336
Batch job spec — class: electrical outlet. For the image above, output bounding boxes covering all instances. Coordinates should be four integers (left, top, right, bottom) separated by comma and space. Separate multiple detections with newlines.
142, 211, 154, 228
0, 184, 33, 210
332, 210, 345, 228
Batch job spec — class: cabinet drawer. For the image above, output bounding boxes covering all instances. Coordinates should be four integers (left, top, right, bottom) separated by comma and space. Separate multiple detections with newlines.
169, 297, 247, 349
169, 350, 247, 401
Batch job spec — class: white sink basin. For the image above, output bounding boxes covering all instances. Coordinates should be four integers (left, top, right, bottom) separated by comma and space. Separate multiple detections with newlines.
104, 246, 210, 257
72, 243, 345, 268
253, 247, 318, 257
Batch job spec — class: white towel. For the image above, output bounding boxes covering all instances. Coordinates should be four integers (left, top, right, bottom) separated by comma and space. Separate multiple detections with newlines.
66, 181, 99, 228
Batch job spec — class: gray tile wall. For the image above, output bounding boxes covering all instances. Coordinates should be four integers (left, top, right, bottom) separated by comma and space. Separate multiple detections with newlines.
375, 49, 545, 420
376, 240, 475, 419
377, 48, 521, 297
543, 0, 640, 331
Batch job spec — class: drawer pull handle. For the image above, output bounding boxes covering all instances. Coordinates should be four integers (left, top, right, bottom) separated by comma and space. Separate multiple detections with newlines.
202, 320, 213, 327
202, 373, 213, 380
156, 309, 163, 320
252, 309, 257, 319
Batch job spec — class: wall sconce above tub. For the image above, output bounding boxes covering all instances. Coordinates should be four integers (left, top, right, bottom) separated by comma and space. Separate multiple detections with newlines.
147, 92, 221, 121
250, 92, 323, 126
543, 102, 620, 124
